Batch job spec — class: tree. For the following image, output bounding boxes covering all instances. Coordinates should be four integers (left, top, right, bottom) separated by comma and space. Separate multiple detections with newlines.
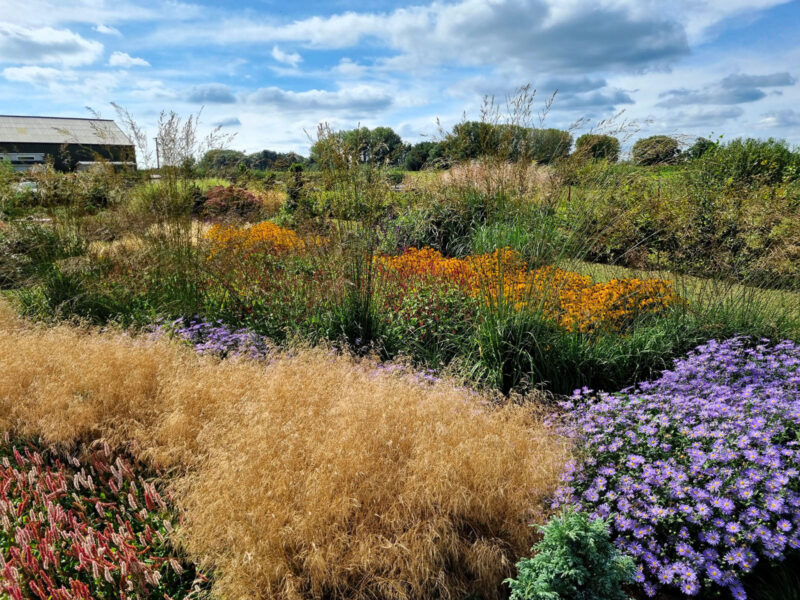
531, 129, 573, 164
444, 121, 500, 161
632, 135, 681, 165
403, 141, 439, 171
686, 137, 715, 160
311, 126, 405, 167
575, 134, 620, 162
368, 127, 404, 165
198, 149, 246, 174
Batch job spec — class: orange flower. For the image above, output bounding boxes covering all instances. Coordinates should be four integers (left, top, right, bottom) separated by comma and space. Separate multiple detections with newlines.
206, 222, 305, 259
377, 247, 682, 334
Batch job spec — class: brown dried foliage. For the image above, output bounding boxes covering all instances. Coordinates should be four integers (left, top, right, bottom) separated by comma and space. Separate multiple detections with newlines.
0, 303, 569, 600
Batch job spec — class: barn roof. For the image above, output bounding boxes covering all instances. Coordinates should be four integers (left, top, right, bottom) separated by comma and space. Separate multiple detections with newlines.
0, 115, 132, 146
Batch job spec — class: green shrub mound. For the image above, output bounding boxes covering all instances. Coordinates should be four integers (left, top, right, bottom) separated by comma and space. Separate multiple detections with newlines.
575, 134, 620, 162
505, 510, 635, 600
632, 135, 680, 165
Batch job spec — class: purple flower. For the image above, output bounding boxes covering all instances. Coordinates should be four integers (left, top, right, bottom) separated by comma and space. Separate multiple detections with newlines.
552, 337, 800, 599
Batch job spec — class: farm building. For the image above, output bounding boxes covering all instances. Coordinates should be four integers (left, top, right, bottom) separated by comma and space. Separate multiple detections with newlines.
0, 115, 135, 172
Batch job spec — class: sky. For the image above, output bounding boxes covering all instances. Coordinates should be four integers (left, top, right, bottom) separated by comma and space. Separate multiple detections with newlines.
1, 0, 799, 161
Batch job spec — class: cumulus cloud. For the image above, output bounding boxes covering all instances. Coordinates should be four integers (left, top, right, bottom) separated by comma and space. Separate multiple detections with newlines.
246, 85, 393, 113
759, 109, 800, 128
94, 24, 122, 36
271, 45, 302, 67
2, 65, 75, 86
187, 83, 237, 104
109, 51, 150, 67
150, 1, 690, 74
658, 72, 796, 107
0, 23, 103, 66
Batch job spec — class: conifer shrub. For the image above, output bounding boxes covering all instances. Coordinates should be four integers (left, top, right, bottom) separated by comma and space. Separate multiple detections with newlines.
505, 509, 635, 600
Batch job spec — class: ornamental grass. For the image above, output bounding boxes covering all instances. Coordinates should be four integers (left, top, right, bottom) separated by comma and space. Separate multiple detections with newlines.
0, 303, 569, 600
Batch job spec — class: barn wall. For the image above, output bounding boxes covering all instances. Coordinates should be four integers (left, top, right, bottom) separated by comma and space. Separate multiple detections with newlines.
0, 142, 135, 171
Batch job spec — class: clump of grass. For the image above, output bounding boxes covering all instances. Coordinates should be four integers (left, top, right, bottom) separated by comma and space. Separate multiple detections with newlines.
0, 303, 569, 600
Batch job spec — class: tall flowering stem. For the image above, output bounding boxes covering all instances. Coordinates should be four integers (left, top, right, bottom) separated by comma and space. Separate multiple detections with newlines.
0, 439, 203, 599
554, 338, 800, 599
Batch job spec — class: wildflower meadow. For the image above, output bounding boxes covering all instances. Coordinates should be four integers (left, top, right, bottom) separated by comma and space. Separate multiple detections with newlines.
1, 96, 799, 600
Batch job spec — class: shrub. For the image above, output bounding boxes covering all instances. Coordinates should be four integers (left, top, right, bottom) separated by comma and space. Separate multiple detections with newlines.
686, 137, 715, 160
0, 307, 569, 600
554, 337, 800, 599
27, 164, 124, 210
632, 136, 681, 166
575, 134, 620, 162
200, 184, 262, 219
388, 169, 405, 185
531, 129, 573, 164
694, 138, 800, 186
403, 141, 439, 171
0, 221, 86, 289
505, 509, 635, 600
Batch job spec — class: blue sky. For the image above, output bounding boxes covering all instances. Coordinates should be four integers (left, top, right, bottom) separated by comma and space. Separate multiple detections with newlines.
2, 0, 799, 162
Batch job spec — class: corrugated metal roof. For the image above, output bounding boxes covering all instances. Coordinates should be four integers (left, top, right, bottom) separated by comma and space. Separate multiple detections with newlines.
0, 115, 132, 146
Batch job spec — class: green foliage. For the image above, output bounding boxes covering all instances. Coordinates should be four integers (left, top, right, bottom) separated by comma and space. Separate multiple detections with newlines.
505, 509, 634, 600
0, 221, 86, 289
403, 141, 442, 171
744, 553, 800, 600
692, 137, 800, 186
575, 134, 620, 162
0, 161, 31, 218
685, 137, 715, 160
198, 148, 309, 177
127, 180, 196, 219
531, 129, 573, 164
443, 122, 545, 163
25, 164, 126, 211
320, 228, 385, 351
631, 135, 681, 166
310, 126, 404, 167
562, 159, 800, 289
382, 281, 476, 367
444, 121, 500, 161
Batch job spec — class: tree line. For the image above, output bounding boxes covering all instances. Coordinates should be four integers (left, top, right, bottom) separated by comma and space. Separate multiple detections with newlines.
197, 122, 737, 176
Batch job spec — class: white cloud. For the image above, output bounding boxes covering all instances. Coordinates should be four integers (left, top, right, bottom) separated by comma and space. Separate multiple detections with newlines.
109, 51, 150, 67
759, 109, 800, 128
2, 65, 76, 86
4, 0, 203, 28
246, 85, 393, 113
149, 0, 793, 76
271, 45, 302, 67
94, 24, 122, 36
0, 23, 103, 66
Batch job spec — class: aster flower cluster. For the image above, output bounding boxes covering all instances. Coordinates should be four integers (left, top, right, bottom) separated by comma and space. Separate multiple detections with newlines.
158, 317, 272, 360
554, 337, 800, 599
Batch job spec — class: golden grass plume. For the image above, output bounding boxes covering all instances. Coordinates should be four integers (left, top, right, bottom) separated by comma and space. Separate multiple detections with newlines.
0, 306, 569, 600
